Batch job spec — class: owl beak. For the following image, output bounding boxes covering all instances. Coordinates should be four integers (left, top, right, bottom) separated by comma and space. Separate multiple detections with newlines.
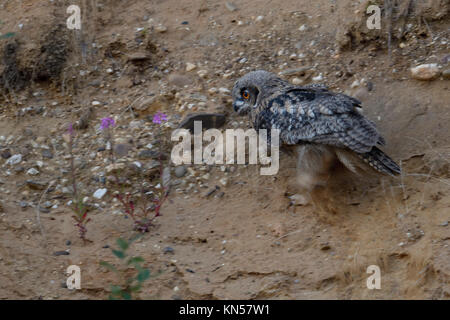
233, 100, 244, 113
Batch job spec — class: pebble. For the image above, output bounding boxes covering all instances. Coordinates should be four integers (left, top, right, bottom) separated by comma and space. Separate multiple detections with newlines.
225, 2, 237, 12
197, 70, 208, 78
185, 63, 196, 72
312, 73, 323, 82
279, 66, 311, 77
442, 69, 450, 79
205, 186, 218, 197
219, 177, 228, 186
138, 149, 164, 160
26, 168, 39, 176
155, 24, 167, 33
175, 166, 187, 178
26, 180, 46, 190
41, 149, 53, 159
291, 77, 303, 85
289, 194, 309, 206
163, 246, 174, 254
53, 251, 70, 256
93, 188, 107, 199
113, 143, 132, 157
218, 87, 231, 94
1, 149, 11, 159
6, 154, 22, 165
410, 63, 441, 80
39, 206, 50, 213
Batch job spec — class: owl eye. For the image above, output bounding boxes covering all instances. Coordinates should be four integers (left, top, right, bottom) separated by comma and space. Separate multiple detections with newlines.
242, 89, 250, 99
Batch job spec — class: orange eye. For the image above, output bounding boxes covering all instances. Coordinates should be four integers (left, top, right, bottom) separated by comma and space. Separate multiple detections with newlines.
242, 90, 250, 99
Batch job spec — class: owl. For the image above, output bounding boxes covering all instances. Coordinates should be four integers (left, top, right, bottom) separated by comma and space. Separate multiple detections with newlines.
231, 70, 400, 193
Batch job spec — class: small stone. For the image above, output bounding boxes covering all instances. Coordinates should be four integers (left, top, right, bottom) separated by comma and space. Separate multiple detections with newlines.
442, 69, 450, 79
216, 191, 225, 198
299, 24, 307, 31
66, 240, 72, 246
197, 70, 208, 78
163, 247, 174, 254
114, 144, 132, 157
128, 52, 150, 62
320, 242, 331, 250
289, 194, 309, 206
175, 166, 187, 178
186, 63, 196, 72
279, 66, 312, 77
26, 168, 39, 176
255, 16, 264, 23
42, 149, 53, 159
14, 166, 25, 173
26, 180, 46, 190
225, 2, 237, 12
1, 149, 11, 159
291, 77, 303, 85
53, 251, 70, 256
92, 100, 102, 106
312, 73, 323, 82
6, 154, 22, 165
205, 186, 219, 197
42, 201, 52, 209
168, 74, 192, 87
93, 188, 107, 199
218, 87, 230, 94
178, 113, 226, 131
138, 150, 166, 160
39, 206, 50, 213
106, 163, 126, 173
440, 221, 448, 227
410, 63, 440, 81
155, 24, 167, 33
219, 177, 228, 186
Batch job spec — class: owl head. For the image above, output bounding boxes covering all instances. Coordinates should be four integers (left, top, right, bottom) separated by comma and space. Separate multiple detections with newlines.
232, 70, 281, 115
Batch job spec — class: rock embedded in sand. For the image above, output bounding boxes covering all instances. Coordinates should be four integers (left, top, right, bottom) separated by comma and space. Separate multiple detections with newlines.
186, 63, 196, 72
6, 154, 22, 165
175, 165, 187, 178
410, 63, 441, 80
225, 2, 238, 12
442, 69, 450, 80
93, 188, 107, 199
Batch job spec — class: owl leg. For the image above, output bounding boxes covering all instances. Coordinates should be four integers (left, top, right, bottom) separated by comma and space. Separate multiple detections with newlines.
295, 144, 339, 214
296, 144, 335, 191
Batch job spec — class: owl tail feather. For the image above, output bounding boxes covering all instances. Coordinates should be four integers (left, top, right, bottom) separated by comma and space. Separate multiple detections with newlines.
360, 147, 401, 176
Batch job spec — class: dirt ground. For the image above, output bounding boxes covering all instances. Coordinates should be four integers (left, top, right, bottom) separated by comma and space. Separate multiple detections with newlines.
0, 0, 449, 299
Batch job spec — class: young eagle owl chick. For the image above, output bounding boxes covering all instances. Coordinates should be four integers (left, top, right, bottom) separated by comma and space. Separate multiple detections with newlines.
231, 70, 400, 192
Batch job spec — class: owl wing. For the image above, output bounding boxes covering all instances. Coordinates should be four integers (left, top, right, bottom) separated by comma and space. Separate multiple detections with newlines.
256, 87, 385, 154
